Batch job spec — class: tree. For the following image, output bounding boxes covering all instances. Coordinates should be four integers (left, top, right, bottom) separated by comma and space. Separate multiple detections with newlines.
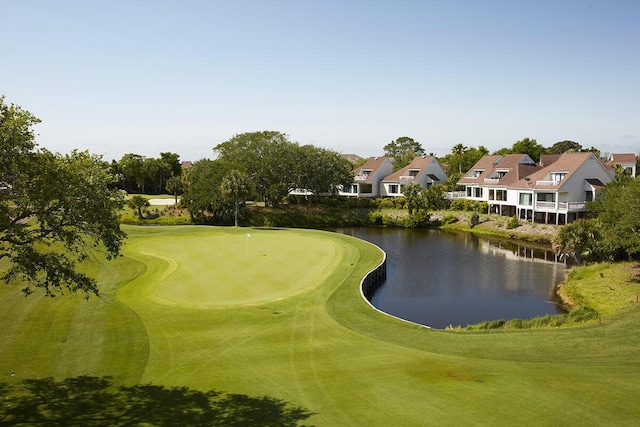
588, 178, 640, 260
612, 163, 633, 182
165, 175, 183, 204
221, 170, 251, 226
547, 140, 583, 154
440, 145, 488, 177
383, 137, 425, 171
451, 143, 467, 173
158, 151, 181, 193
402, 183, 423, 215
1, 96, 125, 297
181, 159, 233, 224
141, 157, 161, 194
552, 219, 601, 264
295, 145, 353, 196
215, 131, 293, 207
493, 138, 546, 163
127, 195, 150, 219
422, 184, 447, 210
118, 153, 145, 193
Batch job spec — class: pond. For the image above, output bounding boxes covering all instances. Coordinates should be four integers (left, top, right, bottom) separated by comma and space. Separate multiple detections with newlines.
334, 228, 567, 329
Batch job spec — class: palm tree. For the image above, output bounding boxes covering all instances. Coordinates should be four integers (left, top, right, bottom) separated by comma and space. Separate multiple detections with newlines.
452, 143, 468, 174
221, 170, 251, 226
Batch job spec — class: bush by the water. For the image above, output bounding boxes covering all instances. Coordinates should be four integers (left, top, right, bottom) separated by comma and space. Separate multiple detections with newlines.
506, 215, 520, 229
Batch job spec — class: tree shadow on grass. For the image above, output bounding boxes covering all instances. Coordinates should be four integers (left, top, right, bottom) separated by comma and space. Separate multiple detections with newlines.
0, 376, 314, 426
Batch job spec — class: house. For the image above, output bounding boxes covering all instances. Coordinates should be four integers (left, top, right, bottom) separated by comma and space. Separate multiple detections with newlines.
605, 153, 637, 177
456, 154, 539, 215
339, 156, 394, 197
456, 152, 613, 224
380, 156, 448, 197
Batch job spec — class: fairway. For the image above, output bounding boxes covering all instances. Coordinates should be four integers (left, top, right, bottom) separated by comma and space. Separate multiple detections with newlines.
2, 225, 640, 426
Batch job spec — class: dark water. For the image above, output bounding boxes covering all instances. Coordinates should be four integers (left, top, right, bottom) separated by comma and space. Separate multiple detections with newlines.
334, 228, 567, 329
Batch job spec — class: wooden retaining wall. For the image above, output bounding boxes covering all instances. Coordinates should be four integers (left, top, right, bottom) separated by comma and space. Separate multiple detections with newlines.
360, 251, 387, 301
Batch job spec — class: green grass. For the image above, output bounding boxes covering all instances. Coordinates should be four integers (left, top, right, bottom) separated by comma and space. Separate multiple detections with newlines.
2, 226, 640, 425
558, 262, 640, 317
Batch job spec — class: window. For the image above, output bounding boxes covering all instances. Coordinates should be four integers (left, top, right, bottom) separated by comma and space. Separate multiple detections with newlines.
519, 193, 532, 206
585, 191, 593, 202
537, 193, 555, 202
489, 189, 494, 200
474, 187, 483, 198
551, 172, 567, 183
466, 187, 472, 196
472, 170, 483, 178
360, 183, 373, 194
495, 190, 507, 201
389, 184, 399, 194
409, 170, 419, 177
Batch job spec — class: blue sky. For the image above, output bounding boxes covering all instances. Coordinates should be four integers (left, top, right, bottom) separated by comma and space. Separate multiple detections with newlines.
3, 0, 639, 161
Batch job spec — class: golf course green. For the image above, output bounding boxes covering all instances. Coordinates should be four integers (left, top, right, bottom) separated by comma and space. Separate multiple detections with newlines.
2, 225, 640, 425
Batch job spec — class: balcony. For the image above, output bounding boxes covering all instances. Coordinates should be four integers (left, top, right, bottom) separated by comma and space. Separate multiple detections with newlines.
445, 191, 466, 199
484, 178, 500, 184
399, 175, 415, 182
354, 174, 369, 181
536, 180, 559, 186
535, 201, 587, 211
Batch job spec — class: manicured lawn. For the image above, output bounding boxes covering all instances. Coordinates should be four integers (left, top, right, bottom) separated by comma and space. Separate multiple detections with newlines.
1, 225, 640, 425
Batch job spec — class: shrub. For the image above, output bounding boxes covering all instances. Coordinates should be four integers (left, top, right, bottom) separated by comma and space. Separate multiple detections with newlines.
403, 210, 431, 228
449, 199, 488, 213
377, 198, 396, 209
368, 211, 384, 226
506, 215, 520, 229
449, 199, 468, 211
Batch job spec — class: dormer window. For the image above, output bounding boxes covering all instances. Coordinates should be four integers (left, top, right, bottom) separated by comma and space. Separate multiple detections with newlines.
496, 171, 507, 179
551, 172, 567, 183
472, 169, 483, 178
408, 169, 419, 177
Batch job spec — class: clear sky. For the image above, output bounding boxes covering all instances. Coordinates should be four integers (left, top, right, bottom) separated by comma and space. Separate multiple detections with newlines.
3, 0, 639, 162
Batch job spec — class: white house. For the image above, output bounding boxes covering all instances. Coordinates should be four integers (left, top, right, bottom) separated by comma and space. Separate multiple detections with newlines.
456, 152, 613, 224
339, 156, 394, 197
380, 156, 448, 197
605, 153, 637, 178
456, 154, 539, 214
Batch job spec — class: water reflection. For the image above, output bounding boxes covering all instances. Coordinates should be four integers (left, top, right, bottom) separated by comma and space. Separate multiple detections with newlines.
334, 228, 567, 329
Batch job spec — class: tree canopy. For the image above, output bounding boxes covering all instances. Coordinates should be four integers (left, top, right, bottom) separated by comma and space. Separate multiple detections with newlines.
0, 97, 126, 297
493, 137, 546, 163
113, 152, 182, 194
440, 145, 489, 180
214, 131, 352, 207
383, 136, 425, 171
547, 140, 583, 154
181, 159, 233, 224
588, 177, 640, 260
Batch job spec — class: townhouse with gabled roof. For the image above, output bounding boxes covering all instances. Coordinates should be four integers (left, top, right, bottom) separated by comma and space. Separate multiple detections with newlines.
605, 153, 637, 177
339, 156, 394, 197
456, 152, 614, 224
380, 155, 448, 197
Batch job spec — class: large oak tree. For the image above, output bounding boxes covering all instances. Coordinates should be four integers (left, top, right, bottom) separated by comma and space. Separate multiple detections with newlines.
0, 97, 126, 297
